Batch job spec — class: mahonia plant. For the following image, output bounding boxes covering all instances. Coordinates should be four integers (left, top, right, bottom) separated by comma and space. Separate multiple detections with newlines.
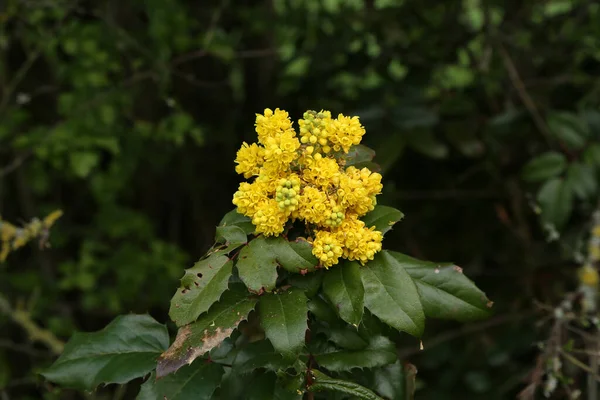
43, 110, 492, 400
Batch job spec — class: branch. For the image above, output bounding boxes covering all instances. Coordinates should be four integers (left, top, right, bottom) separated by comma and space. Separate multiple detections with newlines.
497, 44, 553, 146
0, 293, 64, 355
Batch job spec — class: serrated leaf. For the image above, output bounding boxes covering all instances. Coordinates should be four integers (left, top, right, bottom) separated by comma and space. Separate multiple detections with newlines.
42, 315, 168, 390
309, 370, 383, 400
370, 361, 406, 400
314, 336, 396, 371
521, 152, 567, 182
237, 237, 319, 292
237, 237, 279, 292
219, 209, 255, 235
288, 270, 324, 298
169, 254, 234, 326
274, 237, 319, 274
215, 225, 248, 253
137, 363, 224, 400
260, 289, 308, 359
547, 111, 589, 149
537, 178, 573, 230
345, 144, 376, 167
157, 288, 257, 378
389, 251, 492, 321
307, 296, 339, 324
322, 261, 364, 326
318, 326, 368, 350
361, 251, 425, 337
233, 341, 288, 374
361, 205, 404, 235
566, 162, 597, 199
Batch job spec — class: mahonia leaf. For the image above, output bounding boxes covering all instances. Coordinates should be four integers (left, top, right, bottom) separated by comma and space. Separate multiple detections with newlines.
42, 315, 168, 390
361, 251, 425, 337
237, 236, 318, 293
309, 370, 384, 400
389, 251, 492, 321
219, 209, 255, 235
361, 205, 404, 235
214, 225, 248, 253
344, 144, 379, 170
314, 336, 396, 371
169, 253, 234, 326
322, 261, 364, 326
259, 288, 308, 359
233, 341, 288, 374
137, 364, 224, 400
157, 287, 257, 378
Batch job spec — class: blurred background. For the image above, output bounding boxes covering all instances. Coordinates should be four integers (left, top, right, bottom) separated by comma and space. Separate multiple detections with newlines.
2, 0, 600, 398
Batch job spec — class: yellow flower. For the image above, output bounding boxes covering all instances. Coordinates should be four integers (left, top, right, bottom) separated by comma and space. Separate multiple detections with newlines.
313, 230, 344, 267
235, 142, 264, 178
255, 108, 295, 145
233, 108, 387, 265
302, 157, 340, 190
252, 199, 288, 236
297, 187, 329, 225
327, 114, 365, 153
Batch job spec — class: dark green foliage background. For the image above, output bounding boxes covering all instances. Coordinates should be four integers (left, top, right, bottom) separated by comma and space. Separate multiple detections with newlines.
2, 0, 600, 398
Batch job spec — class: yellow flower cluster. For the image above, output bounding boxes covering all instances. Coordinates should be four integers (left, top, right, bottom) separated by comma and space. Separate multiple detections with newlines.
232, 108, 383, 267
0, 210, 62, 261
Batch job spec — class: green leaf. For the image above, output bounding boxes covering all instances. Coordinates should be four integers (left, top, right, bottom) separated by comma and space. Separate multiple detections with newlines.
137, 363, 224, 400
314, 336, 396, 371
389, 251, 492, 321
169, 253, 234, 326
70, 151, 99, 178
584, 143, 600, 169
237, 236, 279, 292
42, 315, 168, 390
370, 361, 406, 400
361, 205, 404, 235
157, 287, 257, 378
361, 251, 425, 337
237, 237, 319, 293
566, 162, 597, 200
320, 326, 368, 350
233, 341, 288, 374
307, 296, 339, 324
309, 370, 384, 399
219, 209, 255, 235
245, 371, 303, 400
322, 261, 364, 326
288, 270, 324, 298
345, 144, 376, 167
547, 111, 589, 149
521, 152, 567, 182
215, 225, 248, 253
259, 288, 308, 359
536, 178, 573, 230
273, 237, 319, 274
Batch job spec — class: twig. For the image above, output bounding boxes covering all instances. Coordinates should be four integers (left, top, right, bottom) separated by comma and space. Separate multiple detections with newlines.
497, 44, 553, 146
399, 311, 533, 358
0, 293, 64, 355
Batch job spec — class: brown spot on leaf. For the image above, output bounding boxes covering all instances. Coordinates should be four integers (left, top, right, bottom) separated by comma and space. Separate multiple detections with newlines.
453, 266, 463, 274
157, 315, 247, 378
300, 269, 308, 275
486, 301, 494, 308
197, 272, 203, 278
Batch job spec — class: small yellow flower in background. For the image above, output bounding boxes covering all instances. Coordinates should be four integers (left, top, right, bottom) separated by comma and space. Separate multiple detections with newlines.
578, 264, 599, 288
232, 108, 383, 267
